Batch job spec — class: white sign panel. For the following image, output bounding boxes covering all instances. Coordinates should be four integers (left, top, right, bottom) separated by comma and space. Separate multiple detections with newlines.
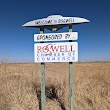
34, 42, 78, 62
34, 32, 78, 42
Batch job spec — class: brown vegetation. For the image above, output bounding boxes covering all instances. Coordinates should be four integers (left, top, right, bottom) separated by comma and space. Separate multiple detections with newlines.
0, 62, 110, 110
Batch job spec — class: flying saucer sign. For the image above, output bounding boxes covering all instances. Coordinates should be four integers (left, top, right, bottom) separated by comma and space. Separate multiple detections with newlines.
23, 15, 90, 31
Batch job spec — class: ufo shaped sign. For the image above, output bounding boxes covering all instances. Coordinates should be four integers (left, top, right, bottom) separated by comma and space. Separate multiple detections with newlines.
23, 15, 90, 31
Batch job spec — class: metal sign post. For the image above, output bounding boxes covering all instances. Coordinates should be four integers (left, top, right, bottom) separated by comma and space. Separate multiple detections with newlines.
69, 25, 74, 110
40, 28, 46, 110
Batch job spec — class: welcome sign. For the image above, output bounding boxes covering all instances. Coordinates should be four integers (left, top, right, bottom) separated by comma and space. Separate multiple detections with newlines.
23, 15, 89, 27
23, 15, 90, 110
34, 42, 78, 62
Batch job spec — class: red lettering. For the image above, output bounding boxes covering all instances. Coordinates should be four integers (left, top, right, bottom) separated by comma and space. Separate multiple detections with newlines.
51, 45, 59, 52
37, 46, 42, 53
70, 45, 75, 52
65, 45, 70, 52
37, 44, 75, 54
42, 46, 49, 53
60, 45, 64, 52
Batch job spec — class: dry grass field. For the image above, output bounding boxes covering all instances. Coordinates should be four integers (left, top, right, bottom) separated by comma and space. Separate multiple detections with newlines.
0, 62, 110, 110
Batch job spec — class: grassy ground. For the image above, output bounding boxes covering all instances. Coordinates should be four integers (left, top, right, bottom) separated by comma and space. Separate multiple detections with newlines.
0, 62, 110, 110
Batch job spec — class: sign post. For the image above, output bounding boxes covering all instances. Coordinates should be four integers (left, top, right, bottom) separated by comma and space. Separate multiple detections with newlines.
69, 25, 74, 110
40, 28, 46, 110
22, 15, 90, 110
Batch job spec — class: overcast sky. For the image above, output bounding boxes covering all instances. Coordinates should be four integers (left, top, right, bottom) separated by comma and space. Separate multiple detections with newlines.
0, 0, 110, 62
